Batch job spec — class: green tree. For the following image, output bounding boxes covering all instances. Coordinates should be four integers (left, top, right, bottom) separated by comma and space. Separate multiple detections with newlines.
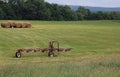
110, 12, 120, 20
76, 13, 84, 20
0, 2, 16, 19
50, 4, 64, 20
21, 0, 47, 20
61, 5, 77, 21
0, 8, 4, 19
76, 6, 90, 20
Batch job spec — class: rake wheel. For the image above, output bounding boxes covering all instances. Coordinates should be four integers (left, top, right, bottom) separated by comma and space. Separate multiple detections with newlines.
15, 52, 21, 58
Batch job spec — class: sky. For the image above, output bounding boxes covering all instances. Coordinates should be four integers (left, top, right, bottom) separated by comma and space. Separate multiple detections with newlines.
45, 0, 120, 7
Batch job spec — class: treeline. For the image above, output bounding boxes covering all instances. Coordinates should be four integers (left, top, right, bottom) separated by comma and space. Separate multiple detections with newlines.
0, 0, 120, 20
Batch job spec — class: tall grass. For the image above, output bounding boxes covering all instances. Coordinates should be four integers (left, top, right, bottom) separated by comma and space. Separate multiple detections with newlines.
0, 57, 120, 77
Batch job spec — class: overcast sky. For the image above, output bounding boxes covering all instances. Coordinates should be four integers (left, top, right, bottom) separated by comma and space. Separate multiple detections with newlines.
45, 0, 120, 7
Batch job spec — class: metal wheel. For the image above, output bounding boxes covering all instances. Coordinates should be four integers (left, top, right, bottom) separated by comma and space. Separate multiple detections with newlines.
15, 52, 21, 58
48, 51, 54, 57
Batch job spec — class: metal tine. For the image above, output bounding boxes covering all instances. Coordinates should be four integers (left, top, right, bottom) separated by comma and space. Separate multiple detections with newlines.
26, 48, 34, 53
41, 48, 49, 53
64, 48, 72, 52
57, 48, 64, 52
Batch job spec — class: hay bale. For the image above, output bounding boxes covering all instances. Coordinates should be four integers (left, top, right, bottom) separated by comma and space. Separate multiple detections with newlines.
10, 22, 16, 28
21, 22, 31, 28
1, 22, 10, 28
21, 22, 27, 28
1, 22, 15, 28
26, 23, 32, 28
7, 22, 15, 28
1, 21, 32, 28
1, 23, 5, 28
15, 22, 23, 28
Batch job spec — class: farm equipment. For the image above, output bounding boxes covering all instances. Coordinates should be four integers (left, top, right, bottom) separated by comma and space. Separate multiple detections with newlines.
15, 41, 72, 58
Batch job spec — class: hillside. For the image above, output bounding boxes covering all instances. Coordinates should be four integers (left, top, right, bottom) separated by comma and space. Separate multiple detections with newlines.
70, 5, 120, 12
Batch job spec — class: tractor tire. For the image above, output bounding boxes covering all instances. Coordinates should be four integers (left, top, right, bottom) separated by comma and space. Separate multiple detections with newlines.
48, 51, 54, 57
15, 52, 21, 58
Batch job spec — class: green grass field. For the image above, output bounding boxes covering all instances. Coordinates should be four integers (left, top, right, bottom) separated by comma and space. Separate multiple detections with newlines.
0, 20, 120, 77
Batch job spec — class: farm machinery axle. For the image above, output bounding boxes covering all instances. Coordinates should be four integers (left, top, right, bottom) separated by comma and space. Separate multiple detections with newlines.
15, 41, 72, 58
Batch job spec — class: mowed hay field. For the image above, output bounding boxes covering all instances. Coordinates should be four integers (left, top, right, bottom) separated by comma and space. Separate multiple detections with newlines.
0, 20, 120, 77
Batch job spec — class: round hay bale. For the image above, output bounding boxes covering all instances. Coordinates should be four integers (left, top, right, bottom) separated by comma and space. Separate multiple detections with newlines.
7, 22, 12, 28
19, 22, 31, 28
1, 22, 6, 28
21, 22, 27, 28
15, 22, 22, 28
7, 22, 16, 28
2, 22, 11, 28
10, 22, 16, 28
26, 23, 32, 28
25, 22, 31, 28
